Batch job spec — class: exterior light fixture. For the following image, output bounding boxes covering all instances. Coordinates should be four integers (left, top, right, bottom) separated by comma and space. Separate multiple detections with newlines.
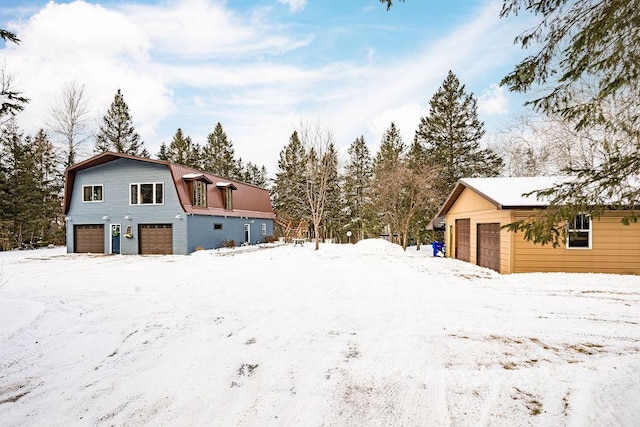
124, 215, 131, 220
102, 215, 109, 220
175, 214, 182, 220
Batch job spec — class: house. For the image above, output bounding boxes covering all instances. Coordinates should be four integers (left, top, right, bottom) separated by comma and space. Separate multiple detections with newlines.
428, 176, 640, 274
64, 152, 275, 255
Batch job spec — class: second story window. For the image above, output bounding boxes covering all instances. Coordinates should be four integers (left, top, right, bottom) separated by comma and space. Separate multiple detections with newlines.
82, 185, 103, 202
216, 182, 237, 210
130, 182, 164, 205
192, 181, 207, 207
224, 188, 233, 210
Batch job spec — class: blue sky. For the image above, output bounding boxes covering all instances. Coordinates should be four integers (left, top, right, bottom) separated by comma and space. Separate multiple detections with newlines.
0, 0, 533, 172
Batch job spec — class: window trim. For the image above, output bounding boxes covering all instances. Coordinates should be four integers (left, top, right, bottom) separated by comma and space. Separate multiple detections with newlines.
566, 213, 592, 250
82, 184, 104, 203
129, 182, 165, 206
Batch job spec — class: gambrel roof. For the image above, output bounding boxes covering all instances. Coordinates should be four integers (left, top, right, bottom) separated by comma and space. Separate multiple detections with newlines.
64, 152, 275, 219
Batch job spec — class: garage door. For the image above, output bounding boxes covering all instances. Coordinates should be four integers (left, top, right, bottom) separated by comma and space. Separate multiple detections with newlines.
477, 223, 500, 272
75, 224, 105, 253
139, 224, 173, 255
455, 219, 470, 262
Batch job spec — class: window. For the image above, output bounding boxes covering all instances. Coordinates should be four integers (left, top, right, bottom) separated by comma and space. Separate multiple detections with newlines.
224, 188, 233, 210
192, 181, 207, 207
214, 223, 223, 231
567, 214, 591, 249
130, 182, 164, 205
262, 223, 267, 235
82, 185, 103, 202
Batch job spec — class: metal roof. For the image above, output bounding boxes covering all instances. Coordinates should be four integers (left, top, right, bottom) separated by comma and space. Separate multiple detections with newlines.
64, 152, 274, 219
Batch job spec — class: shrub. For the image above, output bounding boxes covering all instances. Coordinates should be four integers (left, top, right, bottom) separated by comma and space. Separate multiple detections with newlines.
218, 239, 236, 249
263, 235, 277, 243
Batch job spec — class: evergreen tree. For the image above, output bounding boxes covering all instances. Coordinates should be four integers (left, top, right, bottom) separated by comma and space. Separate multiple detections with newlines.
272, 130, 308, 220
374, 122, 405, 174
156, 142, 169, 161
343, 135, 373, 242
320, 142, 342, 242
94, 89, 147, 156
415, 70, 502, 198
0, 121, 63, 249
201, 122, 240, 178
238, 159, 268, 188
163, 128, 201, 168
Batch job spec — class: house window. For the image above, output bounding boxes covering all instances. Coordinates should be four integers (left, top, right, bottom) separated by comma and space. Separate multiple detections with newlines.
224, 188, 233, 210
130, 182, 164, 205
214, 223, 223, 231
262, 223, 267, 235
192, 181, 207, 207
567, 214, 591, 249
82, 185, 103, 202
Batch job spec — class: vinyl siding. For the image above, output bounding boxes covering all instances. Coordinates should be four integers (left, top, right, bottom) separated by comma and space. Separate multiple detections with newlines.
445, 188, 514, 274
187, 215, 274, 252
66, 158, 187, 255
512, 210, 640, 274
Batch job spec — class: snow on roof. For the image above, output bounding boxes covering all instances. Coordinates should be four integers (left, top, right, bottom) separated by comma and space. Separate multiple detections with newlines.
461, 176, 571, 207
182, 173, 202, 179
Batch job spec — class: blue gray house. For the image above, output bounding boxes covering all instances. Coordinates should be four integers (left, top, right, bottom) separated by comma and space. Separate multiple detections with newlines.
64, 152, 275, 255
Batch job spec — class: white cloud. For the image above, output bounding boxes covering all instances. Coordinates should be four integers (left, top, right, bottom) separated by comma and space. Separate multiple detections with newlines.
0, 0, 533, 171
478, 83, 509, 116
277, 0, 307, 13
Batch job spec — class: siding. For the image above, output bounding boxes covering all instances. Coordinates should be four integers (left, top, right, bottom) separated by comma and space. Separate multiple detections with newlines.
187, 215, 274, 252
66, 158, 188, 255
512, 210, 640, 274
445, 188, 513, 274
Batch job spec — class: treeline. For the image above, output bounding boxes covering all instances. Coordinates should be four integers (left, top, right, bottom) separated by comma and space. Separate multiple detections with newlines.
0, 69, 504, 251
272, 71, 502, 249
0, 84, 268, 250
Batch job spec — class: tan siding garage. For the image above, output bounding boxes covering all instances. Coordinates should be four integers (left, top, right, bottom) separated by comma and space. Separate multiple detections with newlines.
139, 224, 173, 255
477, 223, 500, 272
74, 224, 105, 253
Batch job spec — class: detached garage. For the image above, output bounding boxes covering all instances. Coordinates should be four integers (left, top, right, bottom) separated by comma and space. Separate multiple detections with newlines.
429, 176, 640, 274
74, 224, 104, 253
139, 224, 173, 255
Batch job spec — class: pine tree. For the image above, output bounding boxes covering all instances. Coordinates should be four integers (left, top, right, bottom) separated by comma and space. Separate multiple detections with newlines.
156, 142, 169, 161
320, 143, 342, 242
163, 128, 201, 168
201, 122, 240, 178
272, 131, 308, 220
94, 89, 147, 156
374, 122, 405, 174
0, 122, 63, 249
238, 159, 268, 188
415, 71, 502, 198
343, 135, 373, 242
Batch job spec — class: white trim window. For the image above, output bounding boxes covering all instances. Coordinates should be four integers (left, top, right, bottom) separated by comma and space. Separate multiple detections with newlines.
82, 185, 103, 202
262, 223, 267, 235
567, 213, 591, 249
130, 182, 164, 205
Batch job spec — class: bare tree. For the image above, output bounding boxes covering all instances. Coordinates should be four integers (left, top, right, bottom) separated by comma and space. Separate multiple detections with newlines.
0, 61, 28, 125
297, 122, 335, 251
371, 159, 439, 250
48, 81, 91, 167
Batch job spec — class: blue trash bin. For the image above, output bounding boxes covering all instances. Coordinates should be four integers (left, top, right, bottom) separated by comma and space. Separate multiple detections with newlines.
432, 241, 444, 257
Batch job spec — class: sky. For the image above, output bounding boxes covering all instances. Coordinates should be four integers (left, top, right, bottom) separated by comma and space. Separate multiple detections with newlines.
0, 0, 534, 173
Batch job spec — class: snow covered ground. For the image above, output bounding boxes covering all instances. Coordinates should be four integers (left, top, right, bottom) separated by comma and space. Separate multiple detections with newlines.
0, 239, 639, 426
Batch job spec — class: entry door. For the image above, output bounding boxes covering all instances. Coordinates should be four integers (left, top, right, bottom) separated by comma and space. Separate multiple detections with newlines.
111, 224, 121, 254
244, 224, 250, 245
